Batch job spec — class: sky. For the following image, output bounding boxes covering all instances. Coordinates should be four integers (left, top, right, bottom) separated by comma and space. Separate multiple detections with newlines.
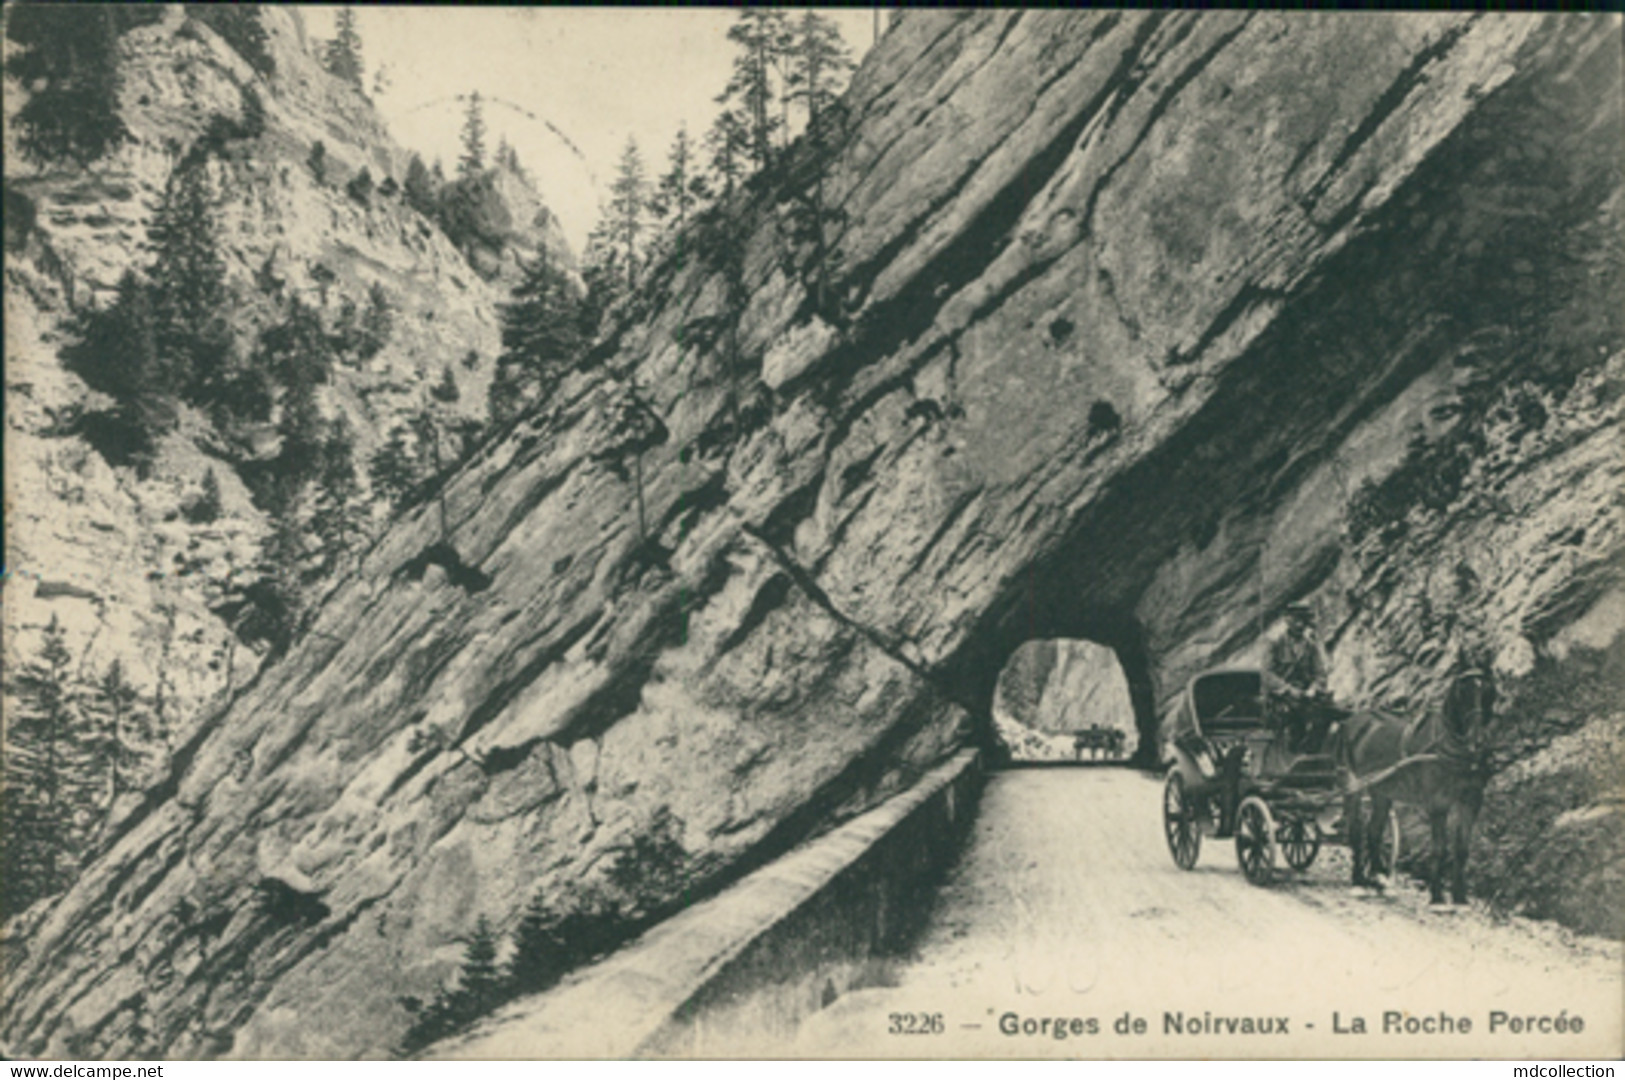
301, 7, 881, 253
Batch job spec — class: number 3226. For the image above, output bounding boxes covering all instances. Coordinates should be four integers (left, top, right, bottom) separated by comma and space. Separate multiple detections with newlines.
888, 1013, 944, 1035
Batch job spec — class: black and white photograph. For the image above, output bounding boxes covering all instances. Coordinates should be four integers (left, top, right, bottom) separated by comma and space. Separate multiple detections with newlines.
3, 6, 1622, 1063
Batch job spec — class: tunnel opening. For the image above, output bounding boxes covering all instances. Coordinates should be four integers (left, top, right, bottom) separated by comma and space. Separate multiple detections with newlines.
942, 600, 1161, 770
993, 638, 1140, 765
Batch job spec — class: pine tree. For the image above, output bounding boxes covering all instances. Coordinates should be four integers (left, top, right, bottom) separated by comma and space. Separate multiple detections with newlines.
495, 136, 525, 179
324, 7, 365, 88
256, 296, 333, 394
490, 248, 583, 426
508, 893, 569, 993
258, 505, 311, 656
607, 138, 648, 292
410, 406, 447, 536
63, 270, 159, 402
149, 164, 229, 400
449, 417, 484, 462
369, 424, 419, 512
200, 467, 224, 520
274, 380, 325, 513
310, 416, 364, 572
192, 6, 274, 78
358, 282, 394, 359
61, 270, 173, 465
459, 916, 503, 1016
792, 13, 854, 140
403, 153, 437, 217
770, 21, 800, 153
458, 91, 487, 181
577, 219, 625, 338
704, 109, 750, 202
7, 5, 131, 165
255, 298, 333, 515
5, 615, 81, 906
778, 15, 854, 318
399, 914, 508, 1053
0, 756, 52, 920
332, 293, 362, 358
653, 124, 702, 237
83, 660, 144, 835
607, 381, 669, 546
719, 10, 791, 173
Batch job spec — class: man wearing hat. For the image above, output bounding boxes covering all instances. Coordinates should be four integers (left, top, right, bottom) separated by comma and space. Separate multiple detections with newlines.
1265, 601, 1333, 753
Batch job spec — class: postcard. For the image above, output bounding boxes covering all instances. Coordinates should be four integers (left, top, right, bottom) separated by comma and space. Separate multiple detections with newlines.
3, 7, 1620, 1063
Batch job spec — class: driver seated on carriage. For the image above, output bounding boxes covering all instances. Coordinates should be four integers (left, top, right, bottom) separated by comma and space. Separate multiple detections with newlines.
1264, 601, 1336, 755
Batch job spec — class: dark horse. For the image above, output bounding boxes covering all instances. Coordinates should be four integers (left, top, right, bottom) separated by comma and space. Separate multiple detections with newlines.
1330, 664, 1498, 905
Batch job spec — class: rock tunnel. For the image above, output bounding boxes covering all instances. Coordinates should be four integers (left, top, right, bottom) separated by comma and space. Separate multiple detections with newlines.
930, 16, 1619, 755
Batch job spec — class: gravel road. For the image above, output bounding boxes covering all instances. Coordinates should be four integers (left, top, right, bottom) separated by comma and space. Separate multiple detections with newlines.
789, 768, 1621, 1058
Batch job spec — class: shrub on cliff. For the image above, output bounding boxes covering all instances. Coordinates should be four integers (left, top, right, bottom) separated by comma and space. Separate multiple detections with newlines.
185, 468, 224, 524
346, 166, 375, 205
307, 141, 329, 185
1345, 380, 1555, 547
431, 365, 461, 404
63, 271, 160, 399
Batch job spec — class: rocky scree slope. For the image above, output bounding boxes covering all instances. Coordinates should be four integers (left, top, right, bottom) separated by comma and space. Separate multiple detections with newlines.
3, 6, 569, 803
2, 11, 1620, 1059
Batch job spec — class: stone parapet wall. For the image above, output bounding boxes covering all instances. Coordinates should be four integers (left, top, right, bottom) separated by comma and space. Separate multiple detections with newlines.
429, 749, 982, 1059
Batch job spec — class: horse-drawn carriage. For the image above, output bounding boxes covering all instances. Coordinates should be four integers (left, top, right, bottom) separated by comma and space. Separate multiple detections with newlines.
1160, 668, 1401, 885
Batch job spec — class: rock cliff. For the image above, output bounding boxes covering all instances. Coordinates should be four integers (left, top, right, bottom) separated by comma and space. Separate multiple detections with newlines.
3, 11, 1620, 1059
4, 7, 569, 785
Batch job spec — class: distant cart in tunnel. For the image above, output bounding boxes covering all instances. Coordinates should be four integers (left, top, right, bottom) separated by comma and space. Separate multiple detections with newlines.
1159, 668, 1400, 885
1070, 724, 1127, 761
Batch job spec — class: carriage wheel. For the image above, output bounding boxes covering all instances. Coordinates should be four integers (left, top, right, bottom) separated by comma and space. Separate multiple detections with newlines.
1163, 772, 1202, 870
1279, 816, 1321, 871
1235, 796, 1278, 885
